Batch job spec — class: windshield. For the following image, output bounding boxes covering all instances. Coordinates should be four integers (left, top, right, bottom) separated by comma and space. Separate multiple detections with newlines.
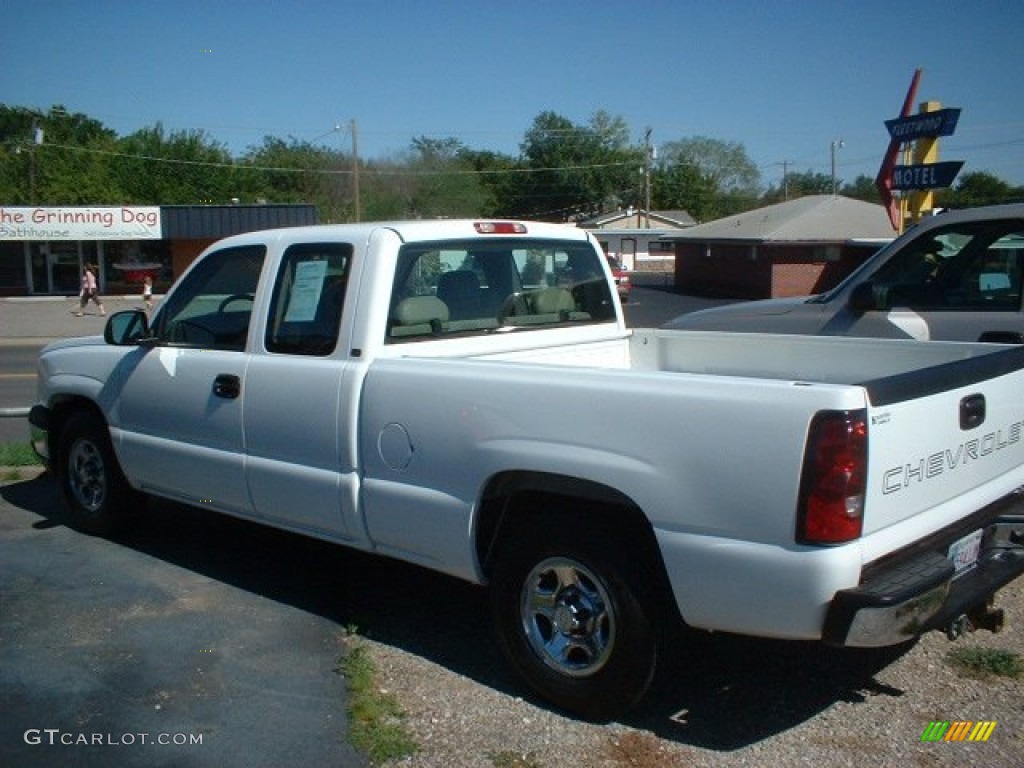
386, 238, 616, 343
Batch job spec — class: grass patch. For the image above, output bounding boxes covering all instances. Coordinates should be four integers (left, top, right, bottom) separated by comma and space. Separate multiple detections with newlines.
946, 646, 1023, 680
337, 631, 416, 765
0, 441, 41, 467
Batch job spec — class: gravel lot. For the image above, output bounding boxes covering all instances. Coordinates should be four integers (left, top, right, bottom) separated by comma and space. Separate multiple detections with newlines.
2, 471, 1021, 767
362, 573, 1023, 768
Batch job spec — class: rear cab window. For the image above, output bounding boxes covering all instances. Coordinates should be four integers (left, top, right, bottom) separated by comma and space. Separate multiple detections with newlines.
386, 238, 616, 343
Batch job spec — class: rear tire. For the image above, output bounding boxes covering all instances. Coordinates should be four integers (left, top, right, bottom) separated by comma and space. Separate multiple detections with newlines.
490, 510, 658, 720
57, 411, 135, 535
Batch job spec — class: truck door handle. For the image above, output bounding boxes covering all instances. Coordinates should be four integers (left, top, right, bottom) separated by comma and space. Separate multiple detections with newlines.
213, 374, 241, 399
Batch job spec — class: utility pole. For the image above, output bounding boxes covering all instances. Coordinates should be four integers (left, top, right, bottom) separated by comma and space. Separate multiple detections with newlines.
350, 118, 360, 222
830, 139, 844, 196
643, 128, 652, 228
775, 160, 791, 200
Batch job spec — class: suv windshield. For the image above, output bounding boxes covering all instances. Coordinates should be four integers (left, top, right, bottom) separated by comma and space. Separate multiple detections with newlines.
386, 238, 616, 342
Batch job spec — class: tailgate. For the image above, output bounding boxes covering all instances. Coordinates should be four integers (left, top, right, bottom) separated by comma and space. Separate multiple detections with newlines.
861, 346, 1024, 537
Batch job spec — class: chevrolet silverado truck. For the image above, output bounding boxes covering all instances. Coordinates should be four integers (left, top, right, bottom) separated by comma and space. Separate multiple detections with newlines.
30, 219, 1024, 719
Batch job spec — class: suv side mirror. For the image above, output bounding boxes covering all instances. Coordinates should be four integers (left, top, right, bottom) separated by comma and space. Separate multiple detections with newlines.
104, 310, 154, 346
848, 281, 885, 313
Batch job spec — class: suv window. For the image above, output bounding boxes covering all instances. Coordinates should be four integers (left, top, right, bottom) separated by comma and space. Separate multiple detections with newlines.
869, 220, 1024, 311
153, 245, 265, 351
386, 238, 615, 343
265, 243, 352, 356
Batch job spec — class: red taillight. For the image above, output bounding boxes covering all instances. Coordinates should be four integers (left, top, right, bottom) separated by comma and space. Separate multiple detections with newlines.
797, 410, 867, 545
474, 221, 527, 234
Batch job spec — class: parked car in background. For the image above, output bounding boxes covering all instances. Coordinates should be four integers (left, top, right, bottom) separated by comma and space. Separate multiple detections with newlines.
606, 256, 631, 302
665, 204, 1024, 342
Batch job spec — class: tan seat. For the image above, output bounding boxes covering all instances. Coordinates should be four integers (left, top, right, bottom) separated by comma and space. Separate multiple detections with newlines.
390, 296, 450, 338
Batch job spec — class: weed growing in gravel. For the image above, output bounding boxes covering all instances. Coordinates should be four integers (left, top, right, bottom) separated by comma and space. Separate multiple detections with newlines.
946, 646, 1022, 680
336, 632, 417, 766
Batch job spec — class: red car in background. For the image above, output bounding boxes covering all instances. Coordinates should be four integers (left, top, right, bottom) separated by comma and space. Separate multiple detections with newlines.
606, 256, 631, 303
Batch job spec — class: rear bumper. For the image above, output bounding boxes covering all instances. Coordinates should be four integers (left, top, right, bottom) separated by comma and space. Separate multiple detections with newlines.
824, 494, 1024, 646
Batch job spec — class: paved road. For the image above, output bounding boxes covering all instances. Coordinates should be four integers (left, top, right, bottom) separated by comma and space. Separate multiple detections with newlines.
0, 476, 366, 768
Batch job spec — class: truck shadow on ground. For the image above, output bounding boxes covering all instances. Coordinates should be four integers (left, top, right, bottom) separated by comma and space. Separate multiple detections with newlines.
4, 475, 910, 752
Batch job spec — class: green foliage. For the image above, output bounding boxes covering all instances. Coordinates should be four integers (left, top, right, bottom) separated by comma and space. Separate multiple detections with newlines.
337, 639, 417, 765
943, 171, 1023, 208
115, 123, 237, 205
0, 441, 41, 467
3, 102, 1021, 225
946, 646, 1022, 680
653, 136, 761, 221
500, 110, 642, 220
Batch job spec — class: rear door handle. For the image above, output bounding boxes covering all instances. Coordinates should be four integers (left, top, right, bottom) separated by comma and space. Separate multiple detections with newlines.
213, 374, 241, 399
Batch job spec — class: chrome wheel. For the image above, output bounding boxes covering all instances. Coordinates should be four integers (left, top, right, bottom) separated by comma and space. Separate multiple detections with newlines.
67, 437, 107, 514
520, 557, 615, 678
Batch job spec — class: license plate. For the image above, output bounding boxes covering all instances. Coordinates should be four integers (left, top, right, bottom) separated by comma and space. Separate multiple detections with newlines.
948, 529, 983, 578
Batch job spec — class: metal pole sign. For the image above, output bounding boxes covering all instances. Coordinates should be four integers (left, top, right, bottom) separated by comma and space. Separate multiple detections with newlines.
890, 160, 964, 190
885, 108, 961, 143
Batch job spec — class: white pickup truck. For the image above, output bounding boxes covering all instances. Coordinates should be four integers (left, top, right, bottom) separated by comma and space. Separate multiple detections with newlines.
30, 219, 1024, 719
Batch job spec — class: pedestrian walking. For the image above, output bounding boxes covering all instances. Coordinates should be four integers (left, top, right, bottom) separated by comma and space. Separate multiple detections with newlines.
142, 275, 154, 310
76, 264, 105, 316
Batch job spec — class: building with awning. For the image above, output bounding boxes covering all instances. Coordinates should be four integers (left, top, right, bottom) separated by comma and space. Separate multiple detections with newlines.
0, 203, 317, 296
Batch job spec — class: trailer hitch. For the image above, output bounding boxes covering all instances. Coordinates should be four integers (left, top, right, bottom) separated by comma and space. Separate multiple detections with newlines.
946, 601, 1005, 641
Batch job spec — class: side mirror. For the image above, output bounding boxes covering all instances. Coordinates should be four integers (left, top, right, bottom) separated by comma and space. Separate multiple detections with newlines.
848, 281, 885, 313
104, 310, 154, 346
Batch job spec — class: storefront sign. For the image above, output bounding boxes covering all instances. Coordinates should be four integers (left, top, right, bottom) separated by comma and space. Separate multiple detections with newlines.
0, 206, 162, 241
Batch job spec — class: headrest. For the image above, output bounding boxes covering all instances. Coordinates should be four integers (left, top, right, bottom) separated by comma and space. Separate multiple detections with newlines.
531, 288, 575, 314
394, 296, 450, 325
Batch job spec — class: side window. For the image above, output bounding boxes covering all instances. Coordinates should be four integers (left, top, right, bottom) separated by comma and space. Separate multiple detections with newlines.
154, 245, 265, 351
870, 221, 1024, 311
265, 243, 351, 356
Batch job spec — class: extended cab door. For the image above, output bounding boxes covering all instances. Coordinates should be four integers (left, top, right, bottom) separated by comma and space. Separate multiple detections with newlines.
111, 244, 265, 513
829, 218, 1024, 342
242, 242, 359, 539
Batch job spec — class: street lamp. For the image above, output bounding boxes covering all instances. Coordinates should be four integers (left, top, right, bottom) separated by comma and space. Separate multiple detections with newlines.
830, 139, 844, 196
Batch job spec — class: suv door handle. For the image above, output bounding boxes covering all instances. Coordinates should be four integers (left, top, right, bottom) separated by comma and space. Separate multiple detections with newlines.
213, 374, 241, 399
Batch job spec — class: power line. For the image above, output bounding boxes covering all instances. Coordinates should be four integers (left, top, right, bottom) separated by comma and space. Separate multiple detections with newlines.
39, 141, 635, 177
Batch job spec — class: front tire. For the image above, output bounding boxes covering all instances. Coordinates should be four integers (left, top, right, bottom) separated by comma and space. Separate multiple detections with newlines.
490, 511, 658, 720
57, 411, 134, 535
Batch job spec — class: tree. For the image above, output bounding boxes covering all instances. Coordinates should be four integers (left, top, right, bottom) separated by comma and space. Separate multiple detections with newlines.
115, 123, 237, 205
237, 135, 348, 217
0, 104, 122, 204
942, 171, 1022, 208
401, 136, 488, 218
841, 174, 882, 204
505, 111, 641, 220
654, 136, 760, 220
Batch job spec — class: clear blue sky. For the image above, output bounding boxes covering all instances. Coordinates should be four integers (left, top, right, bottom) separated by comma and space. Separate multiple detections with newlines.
3, 0, 1023, 189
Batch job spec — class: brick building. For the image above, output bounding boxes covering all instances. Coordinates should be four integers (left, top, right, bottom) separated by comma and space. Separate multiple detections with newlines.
668, 196, 895, 299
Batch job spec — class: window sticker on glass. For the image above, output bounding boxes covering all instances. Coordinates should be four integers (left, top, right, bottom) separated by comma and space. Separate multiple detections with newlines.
285, 260, 328, 322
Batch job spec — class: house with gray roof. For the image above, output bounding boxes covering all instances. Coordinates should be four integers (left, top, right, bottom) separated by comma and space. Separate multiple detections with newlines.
664, 195, 895, 298
577, 208, 695, 273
